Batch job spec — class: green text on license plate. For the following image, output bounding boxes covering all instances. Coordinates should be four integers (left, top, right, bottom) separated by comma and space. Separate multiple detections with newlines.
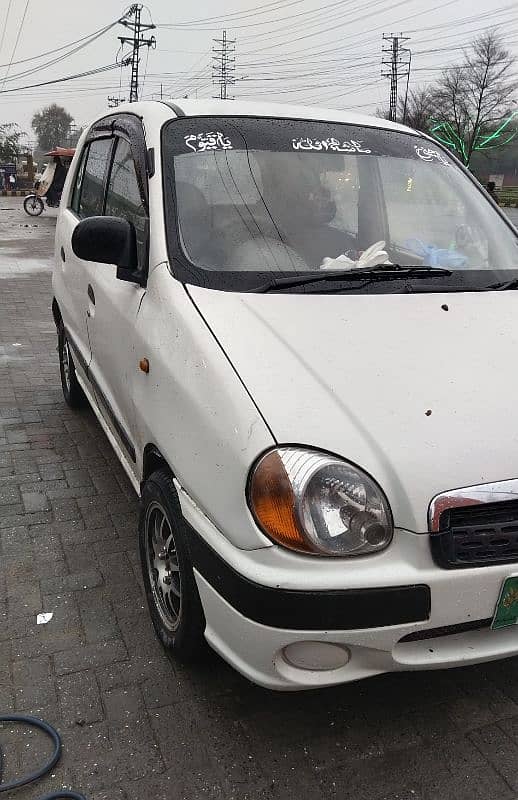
492, 576, 518, 630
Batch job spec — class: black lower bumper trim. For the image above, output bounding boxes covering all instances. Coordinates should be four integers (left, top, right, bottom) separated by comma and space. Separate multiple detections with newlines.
187, 523, 431, 631
399, 618, 491, 643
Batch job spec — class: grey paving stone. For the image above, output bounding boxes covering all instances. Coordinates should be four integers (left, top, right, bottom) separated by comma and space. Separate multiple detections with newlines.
0, 484, 21, 505
469, 723, 518, 791
91, 790, 127, 800
79, 602, 120, 645
54, 640, 128, 675
58, 670, 104, 727
40, 570, 103, 595
103, 686, 144, 722
21, 490, 50, 512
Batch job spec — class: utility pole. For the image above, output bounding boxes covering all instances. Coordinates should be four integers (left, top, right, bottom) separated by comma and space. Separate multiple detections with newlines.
67, 122, 79, 146
212, 30, 236, 100
118, 4, 156, 103
381, 33, 410, 123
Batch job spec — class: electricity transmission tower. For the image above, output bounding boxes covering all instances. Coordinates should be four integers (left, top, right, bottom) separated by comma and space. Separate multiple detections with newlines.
212, 30, 236, 100
118, 4, 156, 102
381, 33, 411, 123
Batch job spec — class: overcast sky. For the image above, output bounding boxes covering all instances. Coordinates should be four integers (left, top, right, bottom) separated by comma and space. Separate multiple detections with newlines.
0, 0, 517, 143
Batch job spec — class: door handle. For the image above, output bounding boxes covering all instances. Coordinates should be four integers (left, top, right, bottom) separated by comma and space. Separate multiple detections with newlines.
60, 246, 66, 262
87, 284, 95, 305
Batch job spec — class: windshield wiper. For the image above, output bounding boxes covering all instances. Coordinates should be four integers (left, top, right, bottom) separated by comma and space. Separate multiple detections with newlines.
250, 264, 453, 293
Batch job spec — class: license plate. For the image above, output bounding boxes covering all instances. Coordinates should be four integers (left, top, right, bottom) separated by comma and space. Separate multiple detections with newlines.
492, 576, 518, 630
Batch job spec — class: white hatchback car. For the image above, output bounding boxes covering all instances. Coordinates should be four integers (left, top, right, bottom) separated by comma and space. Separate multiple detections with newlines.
52, 99, 518, 690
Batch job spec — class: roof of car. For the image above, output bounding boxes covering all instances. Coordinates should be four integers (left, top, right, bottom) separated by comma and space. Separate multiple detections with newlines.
94, 98, 418, 136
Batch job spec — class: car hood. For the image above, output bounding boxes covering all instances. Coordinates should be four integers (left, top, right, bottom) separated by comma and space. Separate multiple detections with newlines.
188, 285, 518, 532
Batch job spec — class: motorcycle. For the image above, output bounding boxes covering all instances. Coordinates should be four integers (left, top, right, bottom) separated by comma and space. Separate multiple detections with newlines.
23, 147, 75, 217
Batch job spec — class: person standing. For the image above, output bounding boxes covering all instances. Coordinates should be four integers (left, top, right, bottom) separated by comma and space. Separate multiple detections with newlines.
8, 173, 16, 191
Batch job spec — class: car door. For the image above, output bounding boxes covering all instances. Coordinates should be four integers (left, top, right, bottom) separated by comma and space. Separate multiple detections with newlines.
55, 137, 114, 381
86, 131, 149, 473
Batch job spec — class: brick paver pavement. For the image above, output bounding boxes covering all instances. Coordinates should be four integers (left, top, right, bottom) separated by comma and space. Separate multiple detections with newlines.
2, 197, 518, 800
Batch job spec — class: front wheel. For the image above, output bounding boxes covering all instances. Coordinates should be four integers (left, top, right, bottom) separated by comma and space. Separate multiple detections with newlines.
57, 322, 84, 408
23, 195, 44, 216
139, 470, 206, 662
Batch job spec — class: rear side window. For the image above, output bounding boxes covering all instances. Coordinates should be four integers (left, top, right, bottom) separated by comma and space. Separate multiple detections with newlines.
77, 138, 112, 219
105, 137, 147, 267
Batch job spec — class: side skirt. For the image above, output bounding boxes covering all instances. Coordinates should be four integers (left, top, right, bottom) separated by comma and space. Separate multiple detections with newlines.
74, 370, 141, 497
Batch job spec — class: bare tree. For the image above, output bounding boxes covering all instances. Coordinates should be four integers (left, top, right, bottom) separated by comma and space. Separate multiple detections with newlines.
398, 87, 436, 132
431, 30, 518, 165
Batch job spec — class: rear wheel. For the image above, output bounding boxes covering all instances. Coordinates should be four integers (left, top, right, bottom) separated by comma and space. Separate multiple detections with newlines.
57, 322, 84, 408
23, 195, 44, 216
139, 469, 206, 662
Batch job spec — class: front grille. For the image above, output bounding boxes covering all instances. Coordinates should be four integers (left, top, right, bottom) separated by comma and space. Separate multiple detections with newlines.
431, 500, 518, 569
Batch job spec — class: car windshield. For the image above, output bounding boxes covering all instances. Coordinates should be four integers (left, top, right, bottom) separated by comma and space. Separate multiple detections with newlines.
162, 116, 518, 292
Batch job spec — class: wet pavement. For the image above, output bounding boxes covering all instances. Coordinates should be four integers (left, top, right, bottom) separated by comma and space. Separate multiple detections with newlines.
2, 196, 518, 800
0, 198, 57, 277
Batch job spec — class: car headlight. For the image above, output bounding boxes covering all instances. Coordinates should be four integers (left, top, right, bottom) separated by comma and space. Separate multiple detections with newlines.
248, 447, 393, 557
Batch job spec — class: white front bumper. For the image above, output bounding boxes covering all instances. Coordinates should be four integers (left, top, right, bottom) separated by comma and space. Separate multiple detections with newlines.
195, 569, 518, 691
178, 486, 518, 690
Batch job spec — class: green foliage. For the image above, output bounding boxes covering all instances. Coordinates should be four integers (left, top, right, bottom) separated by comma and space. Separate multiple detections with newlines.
0, 123, 24, 161
31, 104, 74, 152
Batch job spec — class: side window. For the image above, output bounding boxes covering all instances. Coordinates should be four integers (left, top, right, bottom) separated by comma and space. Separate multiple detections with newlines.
70, 146, 88, 213
379, 158, 469, 251
78, 138, 113, 219
324, 156, 359, 236
105, 138, 147, 268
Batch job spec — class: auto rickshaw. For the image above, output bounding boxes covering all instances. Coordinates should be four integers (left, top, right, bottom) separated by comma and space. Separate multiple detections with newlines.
23, 147, 75, 216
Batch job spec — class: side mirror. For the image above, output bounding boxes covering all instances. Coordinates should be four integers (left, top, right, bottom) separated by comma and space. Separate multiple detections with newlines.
71, 216, 143, 284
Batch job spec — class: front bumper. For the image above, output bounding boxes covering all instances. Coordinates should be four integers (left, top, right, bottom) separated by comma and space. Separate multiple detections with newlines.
178, 484, 518, 690
195, 570, 518, 690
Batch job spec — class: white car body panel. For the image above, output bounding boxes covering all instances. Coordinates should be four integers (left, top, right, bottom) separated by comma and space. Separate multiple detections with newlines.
187, 286, 518, 534
132, 263, 274, 549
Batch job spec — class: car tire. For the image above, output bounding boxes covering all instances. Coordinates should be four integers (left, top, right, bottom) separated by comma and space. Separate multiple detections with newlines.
139, 469, 206, 662
57, 322, 85, 408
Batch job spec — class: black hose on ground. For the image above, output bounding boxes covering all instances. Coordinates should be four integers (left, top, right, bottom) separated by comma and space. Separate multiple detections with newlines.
0, 714, 86, 799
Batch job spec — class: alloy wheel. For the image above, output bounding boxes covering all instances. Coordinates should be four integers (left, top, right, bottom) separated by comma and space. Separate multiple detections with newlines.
61, 336, 71, 393
145, 501, 182, 632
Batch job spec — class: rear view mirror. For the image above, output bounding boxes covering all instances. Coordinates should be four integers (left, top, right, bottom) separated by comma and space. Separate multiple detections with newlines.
71, 216, 139, 278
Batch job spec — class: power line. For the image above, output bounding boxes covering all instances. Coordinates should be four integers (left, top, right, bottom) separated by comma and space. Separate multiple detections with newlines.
237, 4, 517, 66
161, 49, 210, 97
1, 0, 30, 91
1, 22, 123, 87
0, 59, 130, 95
141, 44, 151, 95
163, 0, 348, 32
157, 0, 307, 28
0, 19, 120, 70
0, 0, 13, 61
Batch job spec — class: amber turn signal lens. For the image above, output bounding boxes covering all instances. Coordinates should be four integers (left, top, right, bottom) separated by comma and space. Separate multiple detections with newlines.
249, 450, 312, 552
